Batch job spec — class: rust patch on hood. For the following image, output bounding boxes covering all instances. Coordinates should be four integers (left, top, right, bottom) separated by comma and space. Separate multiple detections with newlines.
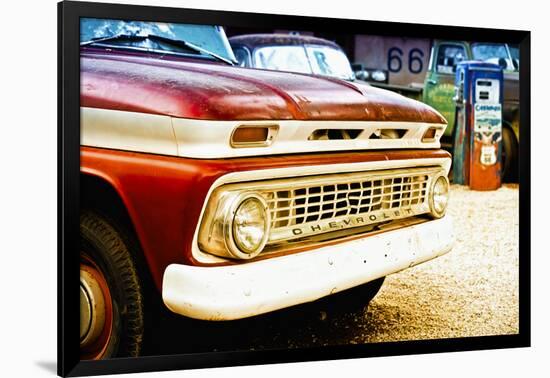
81, 48, 446, 124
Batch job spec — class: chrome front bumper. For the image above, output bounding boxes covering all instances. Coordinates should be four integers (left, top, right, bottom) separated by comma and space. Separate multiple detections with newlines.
162, 216, 454, 321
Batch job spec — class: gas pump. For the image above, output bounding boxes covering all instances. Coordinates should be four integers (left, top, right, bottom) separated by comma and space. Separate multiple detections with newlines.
452, 61, 503, 190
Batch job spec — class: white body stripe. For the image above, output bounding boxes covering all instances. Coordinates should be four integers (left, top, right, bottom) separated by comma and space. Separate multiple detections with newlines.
81, 107, 179, 156
81, 107, 447, 159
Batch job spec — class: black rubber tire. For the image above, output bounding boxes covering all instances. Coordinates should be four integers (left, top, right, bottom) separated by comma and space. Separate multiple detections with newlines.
316, 277, 386, 315
502, 126, 519, 182
80, 210, 145, 359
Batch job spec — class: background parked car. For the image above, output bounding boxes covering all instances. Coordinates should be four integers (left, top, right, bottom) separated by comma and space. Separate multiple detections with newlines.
354, 40, 519, 180
229, 33, 388, 85
422, 41, 519, 180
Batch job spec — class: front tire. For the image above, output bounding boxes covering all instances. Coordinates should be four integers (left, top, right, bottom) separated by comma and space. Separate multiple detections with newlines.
80, 211, 145, 360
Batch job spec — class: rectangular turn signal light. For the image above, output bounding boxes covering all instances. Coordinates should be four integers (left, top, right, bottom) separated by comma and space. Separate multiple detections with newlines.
422, 127, 438, 142
231, 125, 278, 147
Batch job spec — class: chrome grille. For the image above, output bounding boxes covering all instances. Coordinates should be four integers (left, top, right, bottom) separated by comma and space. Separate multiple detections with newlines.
264, 176, 428, 228
258, 167, 440, 242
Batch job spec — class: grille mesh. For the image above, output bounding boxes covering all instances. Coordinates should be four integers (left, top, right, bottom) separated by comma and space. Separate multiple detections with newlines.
262, 173, 429, 230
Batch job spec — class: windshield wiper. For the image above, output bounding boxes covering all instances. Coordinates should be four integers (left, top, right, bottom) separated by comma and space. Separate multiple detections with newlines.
81, 33, 235, 65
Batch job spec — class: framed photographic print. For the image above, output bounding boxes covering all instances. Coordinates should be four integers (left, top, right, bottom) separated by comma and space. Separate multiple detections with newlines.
58, 0, 530, 376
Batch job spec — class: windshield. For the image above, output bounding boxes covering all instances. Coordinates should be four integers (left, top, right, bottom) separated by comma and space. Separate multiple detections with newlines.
80, 18, 236, 63
471, 43, 515, 71
253, 45, 353, 80
305, 46, 354, 80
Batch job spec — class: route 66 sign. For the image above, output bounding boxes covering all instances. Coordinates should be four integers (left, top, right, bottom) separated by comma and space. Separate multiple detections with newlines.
474, 104, 502, 166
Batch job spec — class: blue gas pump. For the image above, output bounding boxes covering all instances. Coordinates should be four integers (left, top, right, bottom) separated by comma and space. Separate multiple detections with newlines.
452, 61, 503, 190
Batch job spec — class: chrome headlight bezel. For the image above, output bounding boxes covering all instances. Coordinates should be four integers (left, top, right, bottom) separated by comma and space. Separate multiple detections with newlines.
222, 192, 270, 259
429, 174, 450, 218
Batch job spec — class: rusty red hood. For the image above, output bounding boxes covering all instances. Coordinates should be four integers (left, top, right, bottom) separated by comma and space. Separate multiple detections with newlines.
81, 49, 445, 123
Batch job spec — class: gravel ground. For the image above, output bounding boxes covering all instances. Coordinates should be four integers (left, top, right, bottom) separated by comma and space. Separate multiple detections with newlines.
149, 184, 520, 354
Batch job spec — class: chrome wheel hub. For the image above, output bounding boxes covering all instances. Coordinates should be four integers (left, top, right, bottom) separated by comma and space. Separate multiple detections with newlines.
80, 266, 107, 348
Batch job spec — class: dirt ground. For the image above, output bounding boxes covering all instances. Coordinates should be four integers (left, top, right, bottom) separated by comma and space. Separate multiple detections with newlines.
148, 184, 520, 355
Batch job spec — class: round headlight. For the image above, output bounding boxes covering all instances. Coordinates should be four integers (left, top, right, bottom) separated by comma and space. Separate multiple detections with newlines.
227, 193, 270, 259
429, 175, 450, 218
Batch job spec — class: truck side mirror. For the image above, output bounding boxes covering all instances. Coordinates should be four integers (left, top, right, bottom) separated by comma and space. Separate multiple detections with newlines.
453, 71, 465, 106
453, 83, 464, 106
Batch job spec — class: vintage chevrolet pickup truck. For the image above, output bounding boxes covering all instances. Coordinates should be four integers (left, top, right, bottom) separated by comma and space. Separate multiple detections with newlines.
79, 18, 454, 360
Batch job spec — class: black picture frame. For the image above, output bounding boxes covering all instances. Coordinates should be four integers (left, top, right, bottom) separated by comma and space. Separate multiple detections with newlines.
58, 1, 531, 376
